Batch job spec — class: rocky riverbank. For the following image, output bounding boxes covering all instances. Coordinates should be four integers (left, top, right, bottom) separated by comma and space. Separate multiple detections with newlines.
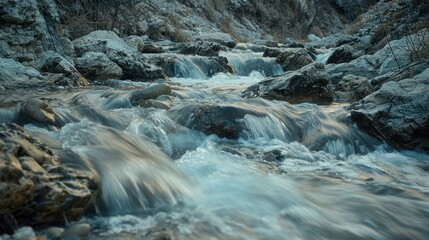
1, 0, 429, 239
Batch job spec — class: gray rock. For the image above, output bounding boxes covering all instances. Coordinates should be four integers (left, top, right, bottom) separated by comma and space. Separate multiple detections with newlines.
0, 123, 96, 226
179, 41, 222, 57
45, 227, 64, 239
17, 98, 56, 127
326, 30, 424, 83
13, 227, 35, 240
276, 48, 314, 71
351, 68, 429, 151
141, 43, 163, 54
0, 58, 43, 82
196, 32, 236, 48
334, 75, 374, 101
0, 0, 68, 63
242, 63, 333, 104
130, 83, 172, 105
124, 35, 145, 53
283, 38, 304, 48
75, 52, 123, 81
61, 224, 90, 239
326, 44, 355, 64
73, 30, 166, 81
35, 51, 90, 87
305, 34, 358, 48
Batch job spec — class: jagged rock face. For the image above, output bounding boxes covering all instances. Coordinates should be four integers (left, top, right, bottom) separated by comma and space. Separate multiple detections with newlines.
350, 68, 429, 152
0, 0, 66, 63
242, 63, 333, 104
0, 123, 96, 226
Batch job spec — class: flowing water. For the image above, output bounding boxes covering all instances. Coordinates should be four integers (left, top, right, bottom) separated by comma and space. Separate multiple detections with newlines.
1, 52, 429, 239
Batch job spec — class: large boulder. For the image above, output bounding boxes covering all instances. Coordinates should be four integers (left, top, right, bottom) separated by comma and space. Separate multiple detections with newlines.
327, 29, 427, 83
242, 63, 333, 104
74, 52, 123, 81
334, 75, 374, 101
350, 68, 429, 151
276, 48, 314, 71
179, 41, 222, 57
0, 123, 96, 226
72, 30, 167, 81
168, 102, 266, 139
0, 58, 43, 82
326, 44, 355, 64
35, 51, 90, 87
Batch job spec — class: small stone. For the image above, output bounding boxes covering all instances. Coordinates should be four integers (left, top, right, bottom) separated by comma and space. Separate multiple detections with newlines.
60, 224, 90, 239
45, 227, 64, 239
13, 227, 36, 240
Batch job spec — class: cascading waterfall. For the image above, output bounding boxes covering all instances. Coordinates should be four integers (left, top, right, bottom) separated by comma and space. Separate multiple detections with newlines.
221, 51, 283, 76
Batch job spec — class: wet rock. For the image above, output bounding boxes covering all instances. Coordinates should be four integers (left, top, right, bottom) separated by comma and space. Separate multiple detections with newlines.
196, 32, 236, 48
153, 55, 231, 78
13, 227, 35, 240
326, 44, 355, 64
168, 102, 266, 139
350, 68, 429, 151
73, 30, 166, 81
0, 123, 96, 226
179, 41, 222, 57
276, 49, 314, 71
35, 51, 89, 87
75, 52, 123, 81
130, 83, 172, 105
253, 40, 278, 48
334, 75, 374, 101
242, 63, 333, 104
18, 99, 56, 127
60, 223, 90, 239
262, 48, 284, 58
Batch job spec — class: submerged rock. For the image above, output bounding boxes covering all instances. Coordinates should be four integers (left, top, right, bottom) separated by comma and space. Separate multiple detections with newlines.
351, 68, 429, 151
130, 83, 172, 105
17, 98, 57, 127
242, 63, 333, 104
0, 123, 96, 226
60, 223, 90, 239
